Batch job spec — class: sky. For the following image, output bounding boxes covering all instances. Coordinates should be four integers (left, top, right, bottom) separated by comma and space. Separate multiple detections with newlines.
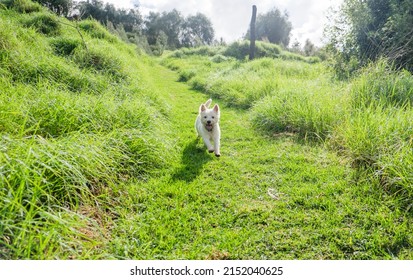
104, 0, 344, 47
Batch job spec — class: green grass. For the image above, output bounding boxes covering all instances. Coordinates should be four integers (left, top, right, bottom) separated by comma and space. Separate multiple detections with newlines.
106, 64, 413, 259
0, 4, 173, 258
2, 1, 413, 260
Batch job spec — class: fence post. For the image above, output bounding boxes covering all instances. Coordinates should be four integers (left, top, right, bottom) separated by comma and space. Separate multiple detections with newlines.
249, 5, 257, 60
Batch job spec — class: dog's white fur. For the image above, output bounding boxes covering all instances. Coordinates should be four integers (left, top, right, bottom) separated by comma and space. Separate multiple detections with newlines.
195, 99, 221, 157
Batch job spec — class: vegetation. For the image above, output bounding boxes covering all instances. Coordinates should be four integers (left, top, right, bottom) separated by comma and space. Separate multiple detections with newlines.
245, 7, 293, 47
162, 47, 413, 216
0, 2, 173, 258
2, 0, 413, 260
58, 0, 214, 55
326, 0, 413, 77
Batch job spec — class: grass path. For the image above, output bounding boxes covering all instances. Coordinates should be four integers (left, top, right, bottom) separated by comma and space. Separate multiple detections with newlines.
107, 62, 413, 260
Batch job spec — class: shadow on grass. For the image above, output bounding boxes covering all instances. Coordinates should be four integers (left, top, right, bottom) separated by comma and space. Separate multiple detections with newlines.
172, 138, 212, 182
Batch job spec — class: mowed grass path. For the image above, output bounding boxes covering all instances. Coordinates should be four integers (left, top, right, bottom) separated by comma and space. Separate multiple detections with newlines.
107, 62, 413, 260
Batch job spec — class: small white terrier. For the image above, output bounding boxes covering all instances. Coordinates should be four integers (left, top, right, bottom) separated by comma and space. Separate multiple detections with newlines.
195, 99, 221, 157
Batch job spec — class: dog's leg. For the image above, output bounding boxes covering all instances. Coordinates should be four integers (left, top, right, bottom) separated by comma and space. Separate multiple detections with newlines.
213, 136, 220, 157
202, 137, 214, 153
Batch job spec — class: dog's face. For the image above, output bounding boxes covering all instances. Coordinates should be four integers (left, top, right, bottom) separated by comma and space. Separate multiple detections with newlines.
199, 104, 220, 132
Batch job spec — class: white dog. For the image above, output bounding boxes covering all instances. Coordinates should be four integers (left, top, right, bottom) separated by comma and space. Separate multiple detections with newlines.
195, 99, 221, 157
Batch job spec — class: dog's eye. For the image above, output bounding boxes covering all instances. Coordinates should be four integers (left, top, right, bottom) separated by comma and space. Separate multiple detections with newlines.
212, 116, 215, 119
204, 116, 207, 118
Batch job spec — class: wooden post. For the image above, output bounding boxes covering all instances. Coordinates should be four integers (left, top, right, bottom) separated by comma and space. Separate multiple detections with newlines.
249, 5, 257, 60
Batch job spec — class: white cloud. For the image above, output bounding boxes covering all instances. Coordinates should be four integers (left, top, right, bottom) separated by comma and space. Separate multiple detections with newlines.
103, 0, 344, 47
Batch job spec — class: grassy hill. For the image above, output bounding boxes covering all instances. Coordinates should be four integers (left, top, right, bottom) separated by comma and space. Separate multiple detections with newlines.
1, 0, 413, 259
0, 1, 175, 258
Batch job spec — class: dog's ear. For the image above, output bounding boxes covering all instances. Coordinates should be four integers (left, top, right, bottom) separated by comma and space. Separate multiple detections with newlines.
213, 104, 219, 113
200, 104, 207, 112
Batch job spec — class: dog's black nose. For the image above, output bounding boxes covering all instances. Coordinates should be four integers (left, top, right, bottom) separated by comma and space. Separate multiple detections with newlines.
207, 120, 211, 124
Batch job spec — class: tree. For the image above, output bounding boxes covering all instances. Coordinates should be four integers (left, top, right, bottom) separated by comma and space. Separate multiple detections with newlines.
34, 0, 73, 16
326, 0, 413, 74
144, 10, 183, 50
181, 13, 214, 47
303, 39, 316, 56
158, 9, 183, 49
246, 7, 292, 47
76, 0, 142, 33
144, 10, 214, 50
77, 0, 105, 20
249, 5, 257, 60
144, 11, 162, 46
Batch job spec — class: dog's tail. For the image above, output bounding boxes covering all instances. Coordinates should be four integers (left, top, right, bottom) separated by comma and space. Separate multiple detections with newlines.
204, 99, 212, 108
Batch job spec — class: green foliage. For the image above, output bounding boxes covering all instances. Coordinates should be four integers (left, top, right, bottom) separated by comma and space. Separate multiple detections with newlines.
326, 0, 413, 75
33, 0, 72, 16
224, 40, 282, 60
252, 89, 344, 140
144, 9, 215, 51
246, 7, 292, 46
76, 0, 142, 32
329, 61, 413, 209
163, 49, 325, 109
181, 12, 214, 47
72, 46, 126, 80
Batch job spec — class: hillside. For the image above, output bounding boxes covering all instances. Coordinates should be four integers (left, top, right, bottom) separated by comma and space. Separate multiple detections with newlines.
1, 1, 413, 259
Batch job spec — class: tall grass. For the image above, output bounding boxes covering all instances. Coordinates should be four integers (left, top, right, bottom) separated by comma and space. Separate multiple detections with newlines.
0, 3, 173, 258
251, 88, 346, 139
162, 55, 328, 109
329, 61, 413, 207
252, 59, 413, 207
165, 46, 413, 209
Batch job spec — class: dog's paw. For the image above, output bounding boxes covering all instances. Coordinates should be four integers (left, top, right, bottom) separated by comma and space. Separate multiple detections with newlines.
215, 153, 221, 157
208, 149, 214, 153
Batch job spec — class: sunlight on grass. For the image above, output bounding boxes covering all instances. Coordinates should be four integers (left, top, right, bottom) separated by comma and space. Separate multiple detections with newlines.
2, 1, 413, 260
